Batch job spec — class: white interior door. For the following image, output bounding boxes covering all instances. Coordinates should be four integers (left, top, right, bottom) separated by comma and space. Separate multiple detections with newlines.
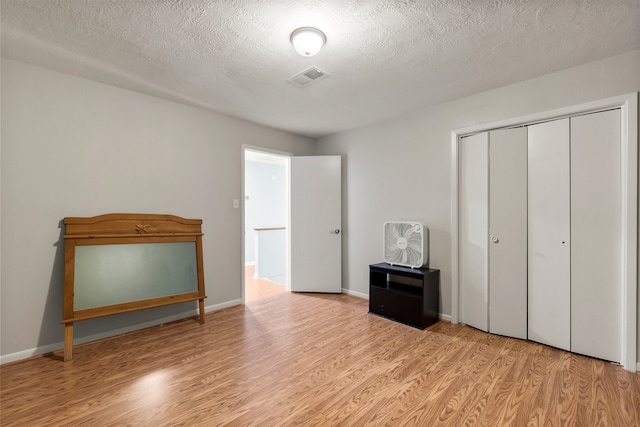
528, 118, 571, 351
459, 133, 489, 332
570, 110, 622, 363
488, 127, 528, 339
290, 156, 342, 293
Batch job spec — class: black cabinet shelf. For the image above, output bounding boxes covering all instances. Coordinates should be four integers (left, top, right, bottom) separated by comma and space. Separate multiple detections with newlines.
369, 263, 440, 329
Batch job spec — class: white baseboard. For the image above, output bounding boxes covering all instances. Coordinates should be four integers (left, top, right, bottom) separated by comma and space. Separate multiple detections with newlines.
342, 288, 368, 299
205, 299, 242, 313
439, 313, 452, 322
1, 300, 242, 365
1, 342, 65, 365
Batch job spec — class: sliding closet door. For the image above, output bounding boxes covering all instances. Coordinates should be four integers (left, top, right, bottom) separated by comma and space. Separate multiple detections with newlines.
488, 128, 528, 339
528, 119, 571, 351
459, 133, 488, 332
570, 110, 622, 363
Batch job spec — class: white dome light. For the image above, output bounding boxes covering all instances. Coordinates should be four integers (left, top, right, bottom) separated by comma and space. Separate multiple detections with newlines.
290, 27, 326, 57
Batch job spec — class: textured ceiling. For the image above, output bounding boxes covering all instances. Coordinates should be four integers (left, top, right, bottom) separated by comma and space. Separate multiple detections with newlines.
2, 0, 640, 137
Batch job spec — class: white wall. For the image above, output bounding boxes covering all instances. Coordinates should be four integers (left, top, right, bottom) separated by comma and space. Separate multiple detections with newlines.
3, 49, 640, 364
244, 160, 287, 264
316, 50, 640, 353
0, 59, 315, 362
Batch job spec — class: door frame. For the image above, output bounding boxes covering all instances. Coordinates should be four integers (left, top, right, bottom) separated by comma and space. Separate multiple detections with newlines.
241, 145, 292, 303
450, 92, 638, 372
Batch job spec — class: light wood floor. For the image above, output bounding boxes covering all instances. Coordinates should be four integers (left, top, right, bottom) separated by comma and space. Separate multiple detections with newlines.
244, 265, 285, 303
1, 292, 638, 426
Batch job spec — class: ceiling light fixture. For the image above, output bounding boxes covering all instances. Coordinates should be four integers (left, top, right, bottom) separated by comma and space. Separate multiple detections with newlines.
290, 27, 326, 57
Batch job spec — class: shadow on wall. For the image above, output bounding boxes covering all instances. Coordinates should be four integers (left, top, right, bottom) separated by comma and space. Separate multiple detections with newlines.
428, 227, 451, 317
38, 220, 66, 348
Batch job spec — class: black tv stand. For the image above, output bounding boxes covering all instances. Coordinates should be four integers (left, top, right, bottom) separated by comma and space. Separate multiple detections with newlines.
369, 263, 440, 329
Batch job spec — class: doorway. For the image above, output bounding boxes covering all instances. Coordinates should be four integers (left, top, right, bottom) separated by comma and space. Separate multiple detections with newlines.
243, 148, 290, 303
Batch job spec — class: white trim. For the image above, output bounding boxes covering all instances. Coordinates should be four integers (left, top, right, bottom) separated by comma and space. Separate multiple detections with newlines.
342, 288, 368, 299
450, 132, 460, 325
620, 93, 638, 373
205, 299, 242, 313
439, 313, 452, 322
451, 93, 638, 372
1, 342, 65, 365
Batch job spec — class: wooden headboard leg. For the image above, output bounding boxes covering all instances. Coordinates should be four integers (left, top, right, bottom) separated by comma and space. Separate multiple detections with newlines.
64, 323, 74, 361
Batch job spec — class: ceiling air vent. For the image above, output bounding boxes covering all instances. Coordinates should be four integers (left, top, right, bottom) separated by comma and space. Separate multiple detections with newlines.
287, 66, 329, 88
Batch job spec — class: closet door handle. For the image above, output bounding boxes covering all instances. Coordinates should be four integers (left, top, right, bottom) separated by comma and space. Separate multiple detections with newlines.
491, 236, 499, 243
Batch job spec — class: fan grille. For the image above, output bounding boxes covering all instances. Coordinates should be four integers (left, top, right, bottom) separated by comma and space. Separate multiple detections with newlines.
383, 222, 426, 268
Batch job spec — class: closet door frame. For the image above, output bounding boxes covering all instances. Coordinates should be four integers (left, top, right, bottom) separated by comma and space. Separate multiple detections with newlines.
450, 92, 638, 372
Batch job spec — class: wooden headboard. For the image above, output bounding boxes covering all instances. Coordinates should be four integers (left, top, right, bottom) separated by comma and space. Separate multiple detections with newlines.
62, 213, 206, 361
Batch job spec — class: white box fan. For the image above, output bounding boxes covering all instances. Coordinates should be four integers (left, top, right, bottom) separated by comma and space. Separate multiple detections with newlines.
383, 221, 429, 268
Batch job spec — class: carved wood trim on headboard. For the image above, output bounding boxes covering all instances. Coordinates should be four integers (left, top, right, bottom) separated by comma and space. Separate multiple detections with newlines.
64, 213, 203, 238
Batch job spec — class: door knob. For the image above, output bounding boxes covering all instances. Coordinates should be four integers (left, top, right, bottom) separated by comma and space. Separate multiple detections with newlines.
331, 229, 340, 234
491, 236, 499, 243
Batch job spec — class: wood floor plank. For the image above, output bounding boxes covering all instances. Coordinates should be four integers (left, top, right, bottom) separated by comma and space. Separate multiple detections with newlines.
1, 291, 638, 426
244, 265, 286, 303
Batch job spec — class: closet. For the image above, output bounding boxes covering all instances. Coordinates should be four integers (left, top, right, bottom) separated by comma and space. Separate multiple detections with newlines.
459, 108, 623, 363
